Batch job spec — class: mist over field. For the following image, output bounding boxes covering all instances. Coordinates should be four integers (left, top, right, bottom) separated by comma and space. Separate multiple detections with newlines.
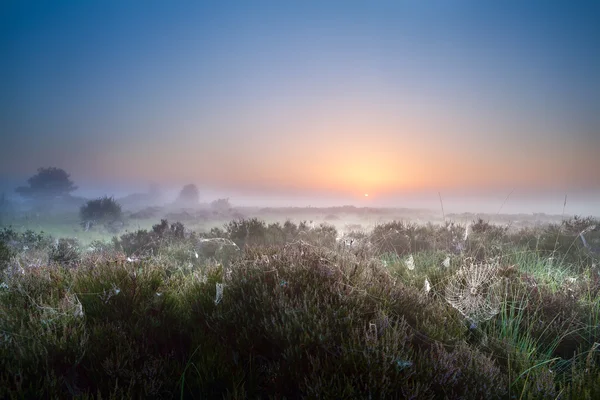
1, 1, 599, 219
2, 3, 600, 397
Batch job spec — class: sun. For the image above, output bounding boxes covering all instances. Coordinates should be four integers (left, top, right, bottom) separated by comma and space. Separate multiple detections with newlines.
364, 193, 369, 197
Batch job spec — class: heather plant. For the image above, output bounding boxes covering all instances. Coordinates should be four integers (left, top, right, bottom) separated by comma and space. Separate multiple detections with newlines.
562, 215, 600, 235
225, 217, 267, 248
49, 238, 81, 267
3, 216, 600, 398
0, 240, 13, 273
282, 219, 300, 240
265, 221, 287, 245
113, 219, 190, 257
529, 222, 592, 264
296, 222, 338, 248
0, 226, 52, 250
424, 221, 464, 253
471, 217, 509, 237
369, 221, 413, 255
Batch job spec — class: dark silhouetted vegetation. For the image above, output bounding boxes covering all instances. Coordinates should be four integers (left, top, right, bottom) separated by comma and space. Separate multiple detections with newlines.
176, 184, 199, 206
79, 196, 123, 232
15, 167, 77, 200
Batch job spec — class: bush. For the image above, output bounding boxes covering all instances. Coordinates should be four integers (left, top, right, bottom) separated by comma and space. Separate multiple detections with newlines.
49, 238, 81, 267
79, 196, 123, 231
5, 219, 600, 398
225, 218, 267, 248
562, 215, 599, 235
369, 221, 414, 256
210, 198, 231, 213
0, 226, 51, 250
0, 240, 13, 273
176, 184, 199, 206
113, 219, 190, 257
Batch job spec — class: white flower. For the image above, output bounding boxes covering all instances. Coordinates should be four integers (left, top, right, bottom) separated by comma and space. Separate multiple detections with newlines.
442, 256, 450, 268
424, 278, 431, 293
405, 255, 415, 271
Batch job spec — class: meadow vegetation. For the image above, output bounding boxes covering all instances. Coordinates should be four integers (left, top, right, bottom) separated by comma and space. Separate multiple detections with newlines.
1, 208, 600, 399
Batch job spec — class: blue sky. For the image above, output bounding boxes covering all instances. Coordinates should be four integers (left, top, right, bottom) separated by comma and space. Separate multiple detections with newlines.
1, 0, 599, 211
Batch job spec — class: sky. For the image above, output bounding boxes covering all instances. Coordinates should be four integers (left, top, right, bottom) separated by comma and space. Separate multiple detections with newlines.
1, 1, 599, 213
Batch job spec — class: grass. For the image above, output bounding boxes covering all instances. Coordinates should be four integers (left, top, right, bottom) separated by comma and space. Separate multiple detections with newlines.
1, 212, 600, 398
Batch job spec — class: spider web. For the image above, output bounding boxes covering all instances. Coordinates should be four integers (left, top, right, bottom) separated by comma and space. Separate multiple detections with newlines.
445, 261, 503, 324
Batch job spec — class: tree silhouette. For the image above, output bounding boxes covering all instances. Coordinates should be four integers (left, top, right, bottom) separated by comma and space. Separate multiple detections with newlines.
210, 198, 231, 212
15, 167, 77, 200
176, 184, 199, 205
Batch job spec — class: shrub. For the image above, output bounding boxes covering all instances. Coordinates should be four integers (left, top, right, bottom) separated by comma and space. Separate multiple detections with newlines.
369, 221, 414, 256
5, 219, 600, 398
79, 196, 123, 231
176, 184, 199, 206
297, 222, 338, 248
0, 240, 13, 273
225, 218, 267, 248
113, 219, 190, 257
562, 215, 599, 235
0, 227, 53, 262
210, 198, 231, 213
49, 238, 81, 267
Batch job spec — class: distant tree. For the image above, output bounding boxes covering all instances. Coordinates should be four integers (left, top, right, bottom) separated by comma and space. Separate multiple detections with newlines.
15, 167, 77, 200
176, 184, 199, 206
210, 198, 231, 213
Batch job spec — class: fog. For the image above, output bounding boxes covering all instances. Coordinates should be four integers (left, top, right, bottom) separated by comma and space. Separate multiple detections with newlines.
3, 178, 595, 218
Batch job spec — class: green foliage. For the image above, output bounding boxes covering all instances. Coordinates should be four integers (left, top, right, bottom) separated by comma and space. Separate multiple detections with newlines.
225, 217, 267, 248
0, 240, 13, 273
15, 167, 77, 199
3, 216, 600, 398
0, 226, 52, 250
562, 215, 599, 234
369, 220, 439, 255
49, 238, 81, 267
79, 196, 123, 231
113, 219, 190, 257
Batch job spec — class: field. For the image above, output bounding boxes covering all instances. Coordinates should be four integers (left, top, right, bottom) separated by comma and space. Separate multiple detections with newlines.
1, 204, 600, 399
